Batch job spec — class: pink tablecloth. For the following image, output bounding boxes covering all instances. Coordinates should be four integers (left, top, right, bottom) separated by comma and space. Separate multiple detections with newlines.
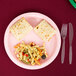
0, 0, 76, 76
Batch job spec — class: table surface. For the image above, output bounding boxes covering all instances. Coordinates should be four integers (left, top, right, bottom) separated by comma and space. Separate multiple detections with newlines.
0, 0, 76, 76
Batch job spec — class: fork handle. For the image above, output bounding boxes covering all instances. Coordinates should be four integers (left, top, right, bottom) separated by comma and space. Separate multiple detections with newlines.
61, 39, 65, 64
69, 45, 72, 64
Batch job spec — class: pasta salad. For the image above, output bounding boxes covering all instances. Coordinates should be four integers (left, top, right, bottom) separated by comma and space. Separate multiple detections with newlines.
14, 41, 47, 65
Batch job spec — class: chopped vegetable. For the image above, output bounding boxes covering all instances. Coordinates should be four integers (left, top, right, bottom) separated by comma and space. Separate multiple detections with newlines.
30, 42, 36, 46
41, 54, 46, 59
25, 54, 28, 57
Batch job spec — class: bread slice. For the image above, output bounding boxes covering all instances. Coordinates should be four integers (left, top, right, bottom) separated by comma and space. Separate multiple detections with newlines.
34, 20, 56, 42
10, 17, 33, 40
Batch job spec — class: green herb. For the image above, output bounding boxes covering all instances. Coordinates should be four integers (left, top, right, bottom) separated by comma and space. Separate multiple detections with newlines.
21, 60, 30, 64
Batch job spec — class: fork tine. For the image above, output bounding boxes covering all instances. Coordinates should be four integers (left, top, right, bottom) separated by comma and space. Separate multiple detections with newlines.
61, 24, 67, 36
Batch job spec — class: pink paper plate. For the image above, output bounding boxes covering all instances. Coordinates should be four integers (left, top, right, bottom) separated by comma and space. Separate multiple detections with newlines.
4, 12, 61, 70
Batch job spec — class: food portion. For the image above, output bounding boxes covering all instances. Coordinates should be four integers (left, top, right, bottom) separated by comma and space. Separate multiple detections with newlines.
34, 20, 56, 42
14, 41, 47, 65
10, 17, 33, 40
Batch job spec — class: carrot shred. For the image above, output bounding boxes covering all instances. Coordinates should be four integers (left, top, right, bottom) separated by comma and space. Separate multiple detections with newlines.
14, 43, 20, 48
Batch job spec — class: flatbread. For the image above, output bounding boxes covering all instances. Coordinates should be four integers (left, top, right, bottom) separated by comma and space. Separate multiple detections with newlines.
34, 20, 56, 42
10, 17, 33, 40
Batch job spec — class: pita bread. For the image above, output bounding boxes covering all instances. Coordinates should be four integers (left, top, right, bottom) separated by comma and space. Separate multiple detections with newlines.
34, 20, 56, 41
10, 17, 33, 40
